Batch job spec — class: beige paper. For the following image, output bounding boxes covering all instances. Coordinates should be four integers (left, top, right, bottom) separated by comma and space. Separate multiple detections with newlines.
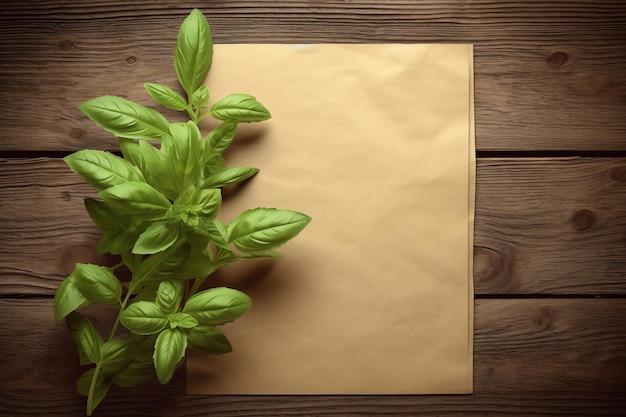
188, 44, 475, 394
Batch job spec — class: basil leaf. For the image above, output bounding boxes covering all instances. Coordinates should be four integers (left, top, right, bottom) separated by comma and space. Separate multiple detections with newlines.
85, 198, 145, 255
76, 368, 96, 396
210, 94, 271, 122
153, 328, 187, 384
191, 84, 210, 108
204, 120, 237, 157
156, 280, 185, 314
64, 150, 144, 191
227, 208, 312, 253
121, 251, 142, 274
132, 140, 179, 201
203, 166, 259, 188
205, 159, 227, 184
132, 286, 158, 303
120, 301, 168, 335
118, 138, 144, 171
53, 273, 92, 322
144, 82, 187, 111
84, 198, 127, 231
174, 8, 212, 97
173, 246, 215, 280
182, 287, 251, 326
207, 220, 230, 251
99, 181, 171, 220
66, 312, 103, 365
196, 188, 221, 219
166, 122, 202, 194
133, 242, 189, 288
133, 221, 180, 255
77, 368, 112, 416
167, 312, 198, 329
73, 263, 122, 306
101, 229, 144, 255
111, 359, 155, 388
188, 325, 232, 354
79, 95, 170, 140
100, 338, 135, 375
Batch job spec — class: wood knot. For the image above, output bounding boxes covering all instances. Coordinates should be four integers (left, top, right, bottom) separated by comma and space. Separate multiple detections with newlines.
58, 39, 73, 51
547, 51, 568, 68
473, 247, 515, 293
610, 167, 626, 183
535, 306, 556, 331
61, 191, 71, 201
126, 55, 138, 65
573, 209, 595, 231
70, 128, 84, 139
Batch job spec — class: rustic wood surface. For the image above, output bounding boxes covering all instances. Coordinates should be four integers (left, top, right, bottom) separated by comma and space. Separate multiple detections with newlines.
1, 1, 625, 416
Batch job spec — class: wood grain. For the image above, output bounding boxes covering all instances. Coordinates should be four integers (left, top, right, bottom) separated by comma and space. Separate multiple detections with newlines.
1, 157, 625, 296
1, 298, 625, 416
1, 1, 625, 151
2, 2, 626, 416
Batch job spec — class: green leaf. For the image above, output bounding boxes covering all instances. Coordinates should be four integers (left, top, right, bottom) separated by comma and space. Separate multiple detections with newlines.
188, 325, 232, 354
204, 120, 237, 157
133, 221, 180, 255
144, 82, 187, 111
79, 95, 170, 140
156, 280, 185, 314
85, 198, 145, 255
121, 251, 142, 274
84, 198, 126, 231
65, 150, 144, 191
210, 94, 271, 122
207, 220, 230, 251
153, 328, 187, 384
118, 137, 143, 167
77, 368, 96, 396
168, 186, 220, 228
53, 273, 92, 322
101, 229, 144, 255
126, 139, 180, 201
196, 188, 222, 219
120, 301, 168, 335
167, 312, 198, 329
73, 263, 122, 306
191, 84, 210, 108
173, 245, 215, 280
203, 166, 259, 188
166, 122, 202, 194
66, 312, 103, 365
133, 242, 189, 288
111, 359, 155, 388
99, 181, 171, 220
77, 368, 112, 416
100, 338, 135, 375
132, 286, 158, 303
228, 208, 312, 253
174, 8, 213, 97
204, 155, 227, 178
183, 287, 251, 326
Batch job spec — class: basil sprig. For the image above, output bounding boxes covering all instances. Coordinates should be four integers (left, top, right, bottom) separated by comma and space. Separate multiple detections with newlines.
53, 9, 310, 415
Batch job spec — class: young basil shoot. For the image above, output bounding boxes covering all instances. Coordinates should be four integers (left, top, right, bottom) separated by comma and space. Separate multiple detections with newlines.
53, 9, 311, 415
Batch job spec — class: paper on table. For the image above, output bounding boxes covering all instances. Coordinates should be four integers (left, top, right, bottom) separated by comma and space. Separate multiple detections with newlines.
188, 44, 475, 394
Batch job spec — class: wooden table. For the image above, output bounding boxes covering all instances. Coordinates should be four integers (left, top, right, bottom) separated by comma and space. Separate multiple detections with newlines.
1, 1, 625, 416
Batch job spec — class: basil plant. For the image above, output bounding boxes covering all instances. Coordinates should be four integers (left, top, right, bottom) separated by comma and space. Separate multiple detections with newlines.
53, 9, 310, 415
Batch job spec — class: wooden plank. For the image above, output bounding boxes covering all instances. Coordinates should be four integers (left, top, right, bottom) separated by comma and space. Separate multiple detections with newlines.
475, 157, 626, 294
0, 1, 625, 151
1, 157, 625, 295
1, 298, 625, 416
